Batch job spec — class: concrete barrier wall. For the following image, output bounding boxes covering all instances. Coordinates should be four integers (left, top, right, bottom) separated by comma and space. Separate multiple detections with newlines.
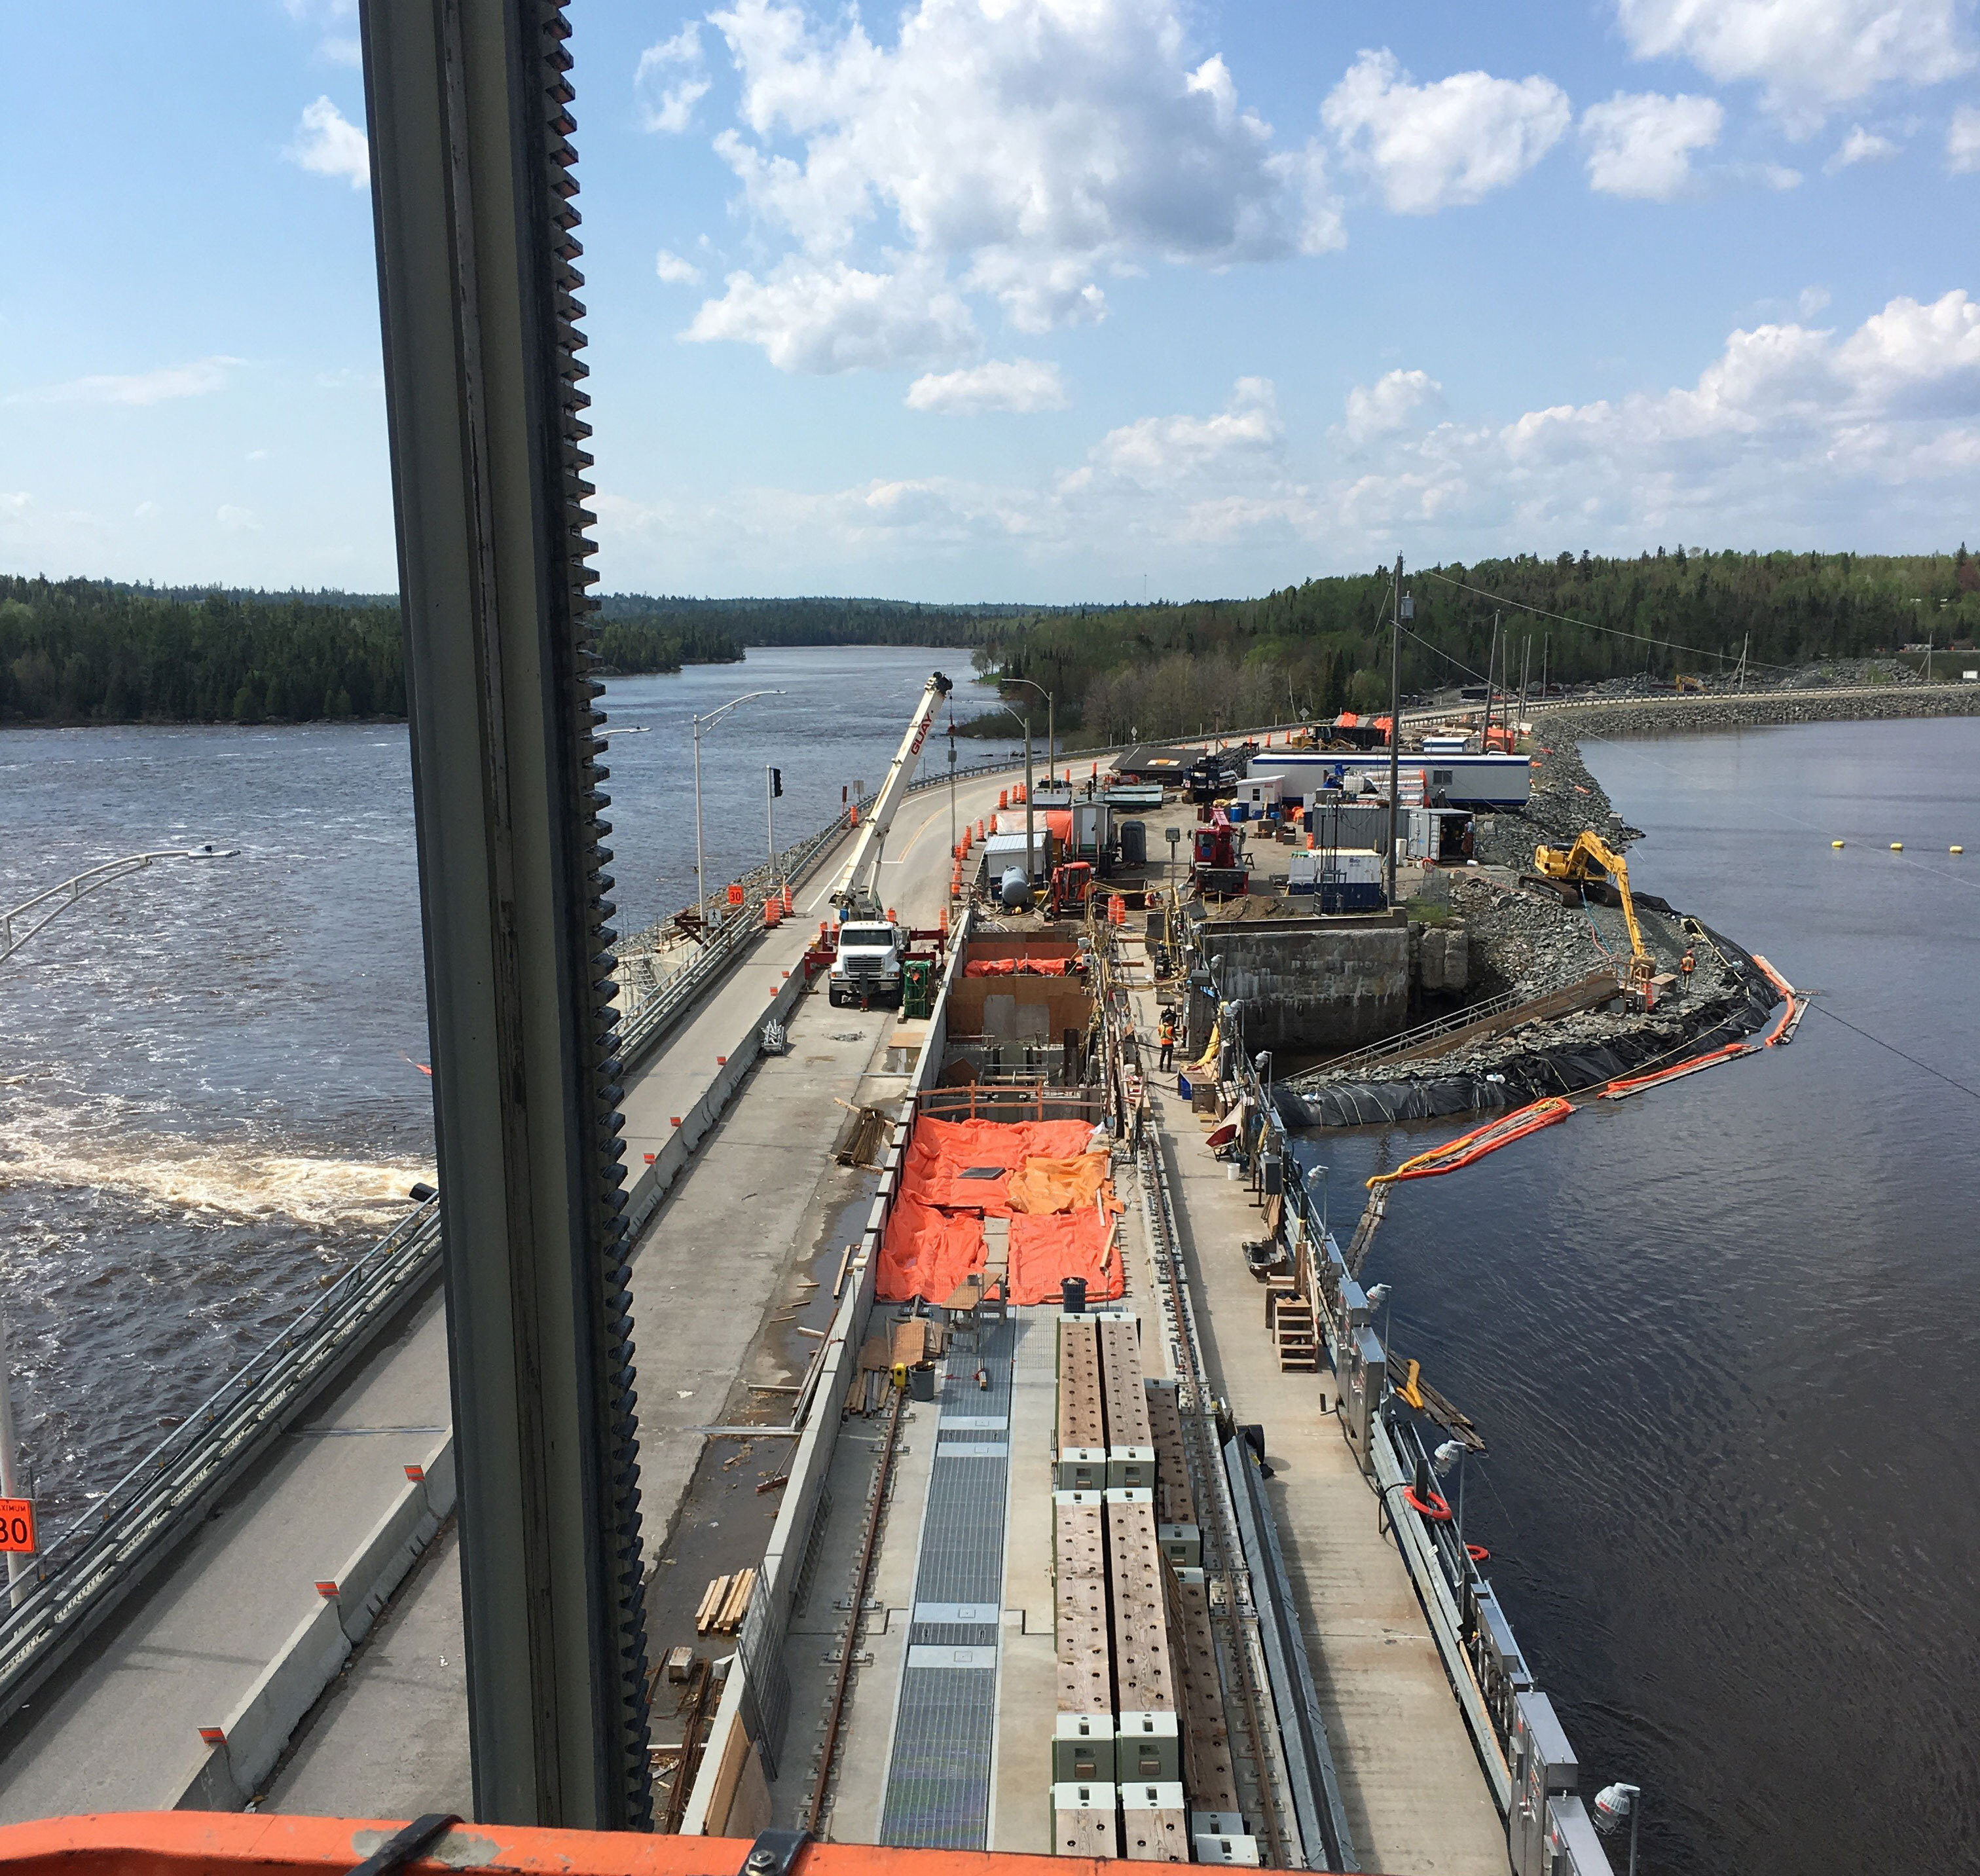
170, 1429, 455, 1811
625, 960, 815, 1241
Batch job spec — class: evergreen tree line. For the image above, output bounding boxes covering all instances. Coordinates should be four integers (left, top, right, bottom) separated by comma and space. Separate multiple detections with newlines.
6, 550, 1975, 729
970, 547, 1980, 745
593, 592, 1035, 648
0, 576, 409, 724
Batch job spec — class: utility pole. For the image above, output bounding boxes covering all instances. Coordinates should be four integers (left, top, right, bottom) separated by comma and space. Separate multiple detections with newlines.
1023, 714, 1036, 889
1386, 554, 1404, 907
1488, 611, 1501, 743
1736, 633, 1749, 692
1541, 633, 1549, 702
1517, 635, 1531, 741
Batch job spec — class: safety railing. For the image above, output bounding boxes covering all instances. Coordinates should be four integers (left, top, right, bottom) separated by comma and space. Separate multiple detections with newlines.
1284, 985, 1526, 1087
614, 756, 1023, 1071
0, 1199, 442, 1729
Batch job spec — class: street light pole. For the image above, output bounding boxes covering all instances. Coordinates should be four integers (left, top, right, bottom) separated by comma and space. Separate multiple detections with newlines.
1007, 676, 1054, 790
690, 689, 783, 938
1385, 554, 1404, 906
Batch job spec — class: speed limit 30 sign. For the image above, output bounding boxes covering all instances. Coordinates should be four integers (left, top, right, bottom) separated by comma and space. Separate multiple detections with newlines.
0, 1498, 36, 1555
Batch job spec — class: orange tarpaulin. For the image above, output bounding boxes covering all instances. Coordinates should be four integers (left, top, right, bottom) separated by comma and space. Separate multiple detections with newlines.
1005, 1152, 1109, 1215
1007, 1211, 1124, 1304
962, 957, 1075, 977
877, 1118, 1122, 1301
1045, 809, 1073, 844
877, 1194, 985, 1304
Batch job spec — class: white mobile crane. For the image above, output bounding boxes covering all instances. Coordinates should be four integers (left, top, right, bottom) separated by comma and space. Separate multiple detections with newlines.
827, 671, 953, 1007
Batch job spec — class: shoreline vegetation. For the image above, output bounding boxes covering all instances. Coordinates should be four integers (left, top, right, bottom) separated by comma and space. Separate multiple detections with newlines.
3, 548, 1976, 727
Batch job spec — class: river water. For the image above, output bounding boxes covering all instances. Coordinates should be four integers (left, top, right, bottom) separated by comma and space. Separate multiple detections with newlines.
3, 688, 1973, 1871
1311, 716, 1980, 1876
0, 646, 998, 1532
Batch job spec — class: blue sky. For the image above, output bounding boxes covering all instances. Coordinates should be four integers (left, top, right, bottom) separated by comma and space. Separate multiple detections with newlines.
2, 0, 1976, 601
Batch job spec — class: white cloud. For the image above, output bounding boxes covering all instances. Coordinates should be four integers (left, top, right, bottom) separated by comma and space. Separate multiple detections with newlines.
1342, 369, 1445, 445
906, 358, 1067, 414
601, 291, 1980, 588
286, 96, 369, 189
1614, 0, 1975, 134
284, 0, 359, 67
1950, 103, 1980, 169
1581, 90, 1724, 197
636, 24, 713, 134
685, 258, 976, 372
134, 500, 162, 519
1826, 122, 1901, 169
689, 0, 1340, 365
1322, 49, 1572, 214
1799, 284, 1832, 316
655, 248, 704, 285
1087, 377, 1283, 487
10, 357, 243, 407
217, 505, 261, 532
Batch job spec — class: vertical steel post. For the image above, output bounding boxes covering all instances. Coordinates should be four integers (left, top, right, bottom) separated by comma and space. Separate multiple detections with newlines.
359, 0, 651, 1826
693, 712, 710, 935
0, 1315, 29, 1608
1385, 555, 1402, 907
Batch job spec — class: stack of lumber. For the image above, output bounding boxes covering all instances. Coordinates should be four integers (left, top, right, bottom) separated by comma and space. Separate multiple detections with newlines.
694, 1567, 756, 1636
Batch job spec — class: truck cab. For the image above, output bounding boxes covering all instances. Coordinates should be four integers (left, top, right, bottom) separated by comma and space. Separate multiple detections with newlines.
829, 917, 904, 1007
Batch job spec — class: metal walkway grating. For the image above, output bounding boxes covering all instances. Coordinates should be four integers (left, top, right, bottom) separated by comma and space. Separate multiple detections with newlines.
878, 1317, 1015, 1847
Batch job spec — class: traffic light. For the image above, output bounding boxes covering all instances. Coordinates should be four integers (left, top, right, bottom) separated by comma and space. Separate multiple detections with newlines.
769, 767, 783, 797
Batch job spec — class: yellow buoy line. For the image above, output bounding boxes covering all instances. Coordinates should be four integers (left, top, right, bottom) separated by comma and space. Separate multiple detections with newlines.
1829, 841, 1964, 853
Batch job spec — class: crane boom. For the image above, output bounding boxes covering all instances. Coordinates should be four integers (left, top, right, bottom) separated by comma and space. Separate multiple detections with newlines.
830, 671, 953, 915
1533, 829, 1656, 992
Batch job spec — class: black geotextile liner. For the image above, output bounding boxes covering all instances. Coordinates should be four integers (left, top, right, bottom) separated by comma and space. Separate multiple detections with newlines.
1274, 921, 1781, 1131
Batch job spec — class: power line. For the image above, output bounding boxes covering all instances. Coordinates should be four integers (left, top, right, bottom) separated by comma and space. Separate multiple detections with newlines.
1420, 569, 1803, 674
1400, 623, 1493, 688
1804, 1001, 1980, 1103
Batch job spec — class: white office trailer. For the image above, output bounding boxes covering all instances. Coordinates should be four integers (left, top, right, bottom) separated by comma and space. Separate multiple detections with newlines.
1251, 751, 1531, 809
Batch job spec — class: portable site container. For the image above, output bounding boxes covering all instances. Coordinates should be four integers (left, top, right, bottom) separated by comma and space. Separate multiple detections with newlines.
981, 829, 1054, 879
1286, 847, 1385, 910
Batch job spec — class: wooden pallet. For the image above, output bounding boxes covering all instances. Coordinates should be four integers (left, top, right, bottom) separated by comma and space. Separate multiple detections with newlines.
694, 1566, 756, 1635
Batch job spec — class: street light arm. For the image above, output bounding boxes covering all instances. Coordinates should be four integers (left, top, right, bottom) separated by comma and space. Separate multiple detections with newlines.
693, 688, 784, 733
1, 848, 239, 972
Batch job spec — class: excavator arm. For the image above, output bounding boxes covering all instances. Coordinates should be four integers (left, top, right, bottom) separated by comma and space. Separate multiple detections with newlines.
1533, 830, 1655, 989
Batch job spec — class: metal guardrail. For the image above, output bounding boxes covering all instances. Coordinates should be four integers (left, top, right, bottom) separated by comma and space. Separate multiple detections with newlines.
614, 756, 1023, 1071
0, 1200, 442, 1729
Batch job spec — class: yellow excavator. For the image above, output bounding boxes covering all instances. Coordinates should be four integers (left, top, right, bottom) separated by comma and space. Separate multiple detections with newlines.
1533, 830, 1658, 1001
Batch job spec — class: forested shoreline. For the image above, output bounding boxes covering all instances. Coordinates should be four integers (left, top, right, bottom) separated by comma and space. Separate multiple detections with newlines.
3, 551, 1975, 727
970, 547, 1980, 743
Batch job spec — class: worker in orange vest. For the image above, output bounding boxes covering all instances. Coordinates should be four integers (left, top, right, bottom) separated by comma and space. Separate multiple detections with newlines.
1158, 1010, 1177, 1073
1679, 949, 1695, 995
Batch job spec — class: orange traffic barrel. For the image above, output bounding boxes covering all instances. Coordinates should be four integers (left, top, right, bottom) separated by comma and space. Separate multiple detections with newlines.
999, 790, 1009, 809
763, 898, 782, 928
